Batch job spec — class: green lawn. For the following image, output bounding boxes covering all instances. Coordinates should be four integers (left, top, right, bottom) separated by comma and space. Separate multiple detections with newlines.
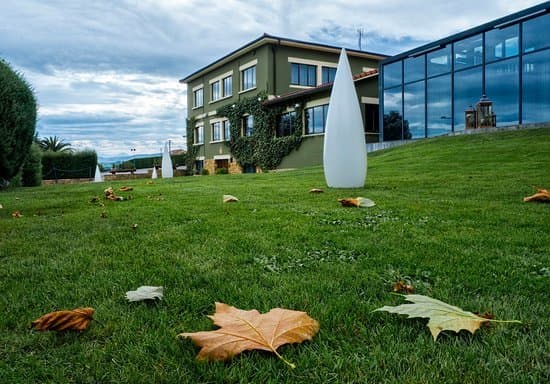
1, 128, 549, 383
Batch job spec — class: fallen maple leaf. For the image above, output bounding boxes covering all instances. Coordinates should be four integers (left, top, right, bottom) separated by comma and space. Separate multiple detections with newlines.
523, 188, 550, 202
393, 280, 414, 294
179, 302, 319, 368
223, 194, 238, 203
126, 286, 163, 302
374, 294, 521, 340
338, 197, 376, 208
309, 188, 324, 193
31, 307, 95, 332
119, 186, 133, 192
11, 210, 22, 218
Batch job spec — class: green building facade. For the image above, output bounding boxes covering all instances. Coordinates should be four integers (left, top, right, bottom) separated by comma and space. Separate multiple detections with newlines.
180, 33, 387, 174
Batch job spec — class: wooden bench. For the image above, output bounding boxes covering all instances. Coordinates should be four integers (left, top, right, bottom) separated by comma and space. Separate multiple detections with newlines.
110, 168, 136, 175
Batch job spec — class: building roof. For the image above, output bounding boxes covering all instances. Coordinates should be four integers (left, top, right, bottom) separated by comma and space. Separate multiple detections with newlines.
382, 1, 550, 64
262, 69, 378, 107
180, 33, 388, 84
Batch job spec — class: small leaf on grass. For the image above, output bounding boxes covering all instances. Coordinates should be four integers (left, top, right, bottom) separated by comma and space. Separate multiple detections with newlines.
132, 223, 138, 230
120, 186, 133, 192
179, 302, 319, 368
0, 203, 3, 209
125, 286, 163, 302
31, 308, 95, 332
523, 187, 550, 202
11, 210, 22, 218
89, 196, 100, 203
223, 195, 238, 203
393, 280, 414, 293
374, 294, 521, 340
338, 197, 376, 208
309, 188, 324, 193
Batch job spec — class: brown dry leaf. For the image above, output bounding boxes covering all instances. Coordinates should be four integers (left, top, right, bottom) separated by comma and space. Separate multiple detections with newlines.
179, 302, 319, 368
31, 307, 95, 332
393, 281, 414, 294
11, 210, 22, 218
223, 194, 238, 203
119, 186, 134, 192
338, 197, 376, 208
523, 188, 550, 202
309, 188, 324, 193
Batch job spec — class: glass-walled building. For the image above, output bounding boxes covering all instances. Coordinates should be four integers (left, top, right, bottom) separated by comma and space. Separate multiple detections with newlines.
380, 2, 550, 141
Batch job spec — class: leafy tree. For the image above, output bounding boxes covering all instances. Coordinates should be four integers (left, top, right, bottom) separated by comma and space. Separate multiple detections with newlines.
21, 142, 42, 187
0, 59, 37, 186
39, 135, 73, 153
383, 111, 412, 141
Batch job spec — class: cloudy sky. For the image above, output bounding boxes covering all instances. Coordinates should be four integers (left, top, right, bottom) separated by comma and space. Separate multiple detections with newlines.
0, 0, 542, 161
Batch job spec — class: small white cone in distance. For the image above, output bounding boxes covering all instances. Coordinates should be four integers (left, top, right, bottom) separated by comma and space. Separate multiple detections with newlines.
323, 48, 367, 188
161, 142, 173, 178
94, 164, 103, 182
152, 166, 158, 179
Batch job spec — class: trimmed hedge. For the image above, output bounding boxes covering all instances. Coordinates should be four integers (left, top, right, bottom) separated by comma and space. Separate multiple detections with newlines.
0, 59, 37, 186
21, 142, 42, 186
42, 150, 98, 180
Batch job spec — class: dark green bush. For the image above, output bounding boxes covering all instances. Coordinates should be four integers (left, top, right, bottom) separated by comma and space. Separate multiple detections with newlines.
42, 150, 98, 180
201, 168, 210, 176
0, 59, 37, 186
21, 142, 42, 186
215, 167, 229, 175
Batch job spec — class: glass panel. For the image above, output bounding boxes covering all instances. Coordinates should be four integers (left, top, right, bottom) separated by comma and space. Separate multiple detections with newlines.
244, 115, 254, 136
427, 46, 451, 77
485, 57, 519, 126
313, 106, 324, 133
242, 66, 256, 90
404, 81, 425, 139
383, 61, 402, 89
212, 122, 221, 141
383, 86, 407, 140
211, 81, 220, 101
322, 67, 336, 83
522, 49, 550, 123
223, 120, 231, 141
523, 13, 550, 53
193, 88, 203, 107
485, 24, 519, 63
223, 76, 232, 97
404, 55, 425, 83
453, 67, 482, 130
454, 34, 483, 70
291, 64, 299, 84
308, 65, 316, 86
300, 65, 308, 85
427, 74, 452, 137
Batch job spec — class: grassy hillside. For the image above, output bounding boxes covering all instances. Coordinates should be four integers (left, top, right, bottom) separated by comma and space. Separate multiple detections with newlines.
1, 128, 549, 383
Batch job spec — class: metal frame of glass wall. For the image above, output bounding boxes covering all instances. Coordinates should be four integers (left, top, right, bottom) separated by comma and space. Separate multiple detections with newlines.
379, 2, 550, 141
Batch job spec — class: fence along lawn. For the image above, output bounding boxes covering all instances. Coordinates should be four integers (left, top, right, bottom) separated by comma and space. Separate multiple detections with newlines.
0, 128, 549, 383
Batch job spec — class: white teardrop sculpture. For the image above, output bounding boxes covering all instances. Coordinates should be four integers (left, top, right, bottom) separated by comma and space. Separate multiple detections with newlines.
323, 48, 367, 188
151, 166, 158, 179
94, 164, 103, 182
161, 142, 173, 178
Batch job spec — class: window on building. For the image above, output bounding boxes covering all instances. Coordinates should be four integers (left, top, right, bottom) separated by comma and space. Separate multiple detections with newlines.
305, 104, 328, 134
215, 159, 229, 171
277, 111, 297, 137
427, 74, 452, 137
243, 115, 254, 136
222, 76, 232, 97
383, 61, 402, 89
242, 66, 256, 91
523, 13, 550, 53
211, 81, 220, 101
453, 66, 482, 130
223, 120, 231, 141
291, 63, 316, 86
485, 24, 519, 63
195, 160, 204, 174
454, 34, 483, 70
427, 46, 451, 77
485, 57, 519, 125
322, 66, 337, 84
404, 55, 425, 84
364, 103, 379, 144
211, 121, 222, 141
194, 125, 204, 144
522, 49, 550, 123
404, 81, 425, 139
383, 86, 406, 140
193, 88, 203, 108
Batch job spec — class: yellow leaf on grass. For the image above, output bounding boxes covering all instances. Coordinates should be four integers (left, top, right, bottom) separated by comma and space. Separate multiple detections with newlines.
309, 188, 324, 193
375, 294, 521, 340
31, 307, 95, 332
223, 195, 238, 203
523, 188, 550, 202
338, 197, 375, 208
179, 302, 319, 368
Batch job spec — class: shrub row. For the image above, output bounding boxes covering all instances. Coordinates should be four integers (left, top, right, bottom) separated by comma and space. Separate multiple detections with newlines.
42, 150, 98, 180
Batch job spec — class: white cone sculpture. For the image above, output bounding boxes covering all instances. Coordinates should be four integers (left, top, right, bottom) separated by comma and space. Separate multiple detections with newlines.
151, 166, 158, 179
323, 48, 367, 188
93, 164, 103, 182
161, 142, 173, 178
